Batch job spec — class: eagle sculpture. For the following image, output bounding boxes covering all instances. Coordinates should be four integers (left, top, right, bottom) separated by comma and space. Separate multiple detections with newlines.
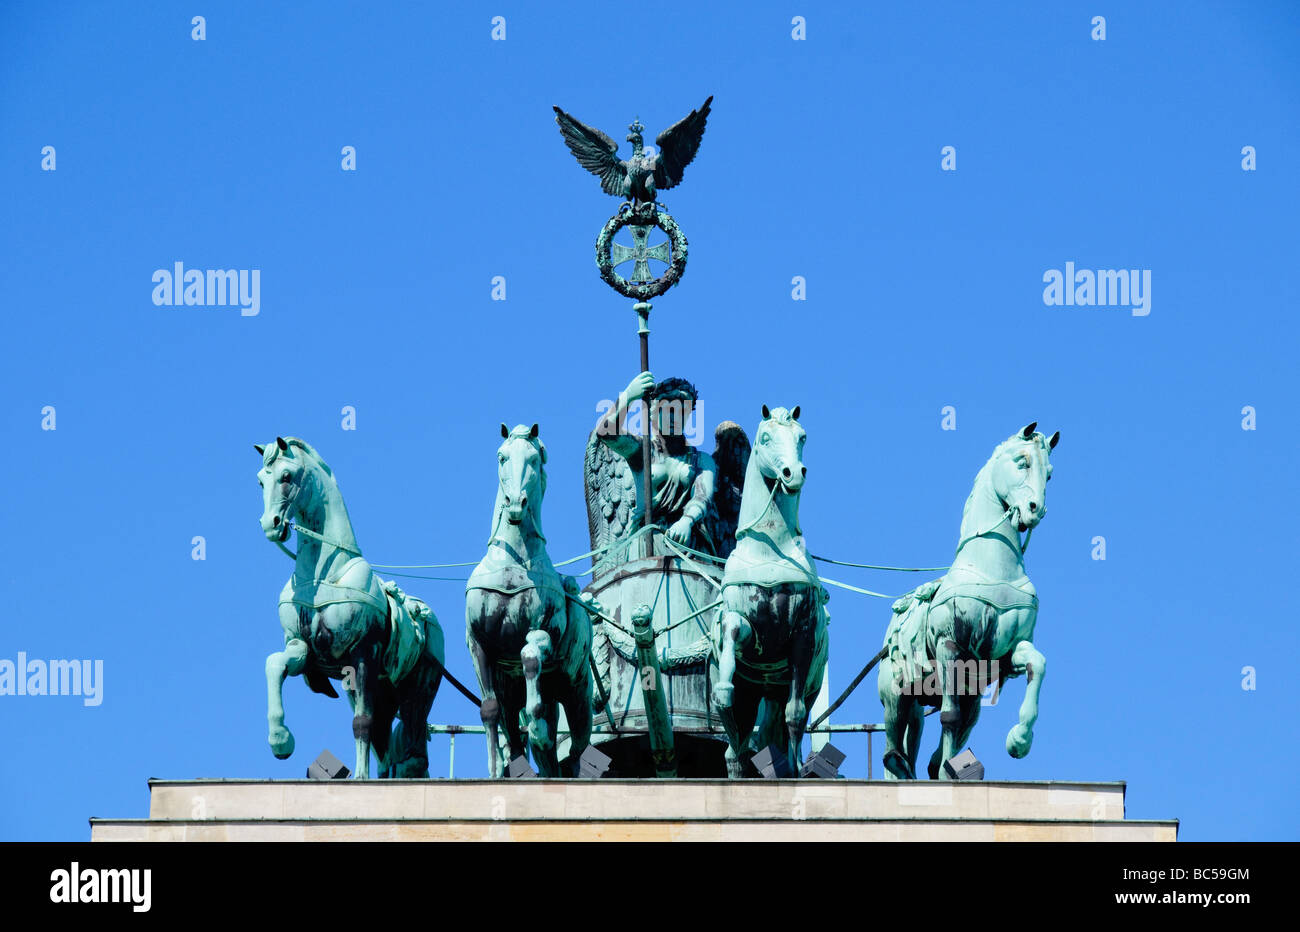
553, 96, 713, 205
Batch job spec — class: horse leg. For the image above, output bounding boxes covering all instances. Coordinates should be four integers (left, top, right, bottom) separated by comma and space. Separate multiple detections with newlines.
1006, 640, 1045, 759
727, 684, 764, 777
954, 692, 982, 757
712, 608, 753, 778
561, 585, 594, 777
370, 683, 397, 778
390, 660, 438, 778
521, 630, 556, 774
902, 701, 924, 778
878, 657, 917, 780
784, 623, 816, 776
467, 635, 503, 778
926, 689, 983, 779
561, 672, 593, 778
399, 684, 435, 779
499, 674, 528, 767
346, 653, 375, 779
933, 636, 961, 780
406, 651, 441, 778
751, 697, 782, 754
534, 702, 561, 777
266, 637, 308, 759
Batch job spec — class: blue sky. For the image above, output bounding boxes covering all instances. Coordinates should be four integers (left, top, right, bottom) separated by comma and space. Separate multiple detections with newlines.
1, 1, 1297, 840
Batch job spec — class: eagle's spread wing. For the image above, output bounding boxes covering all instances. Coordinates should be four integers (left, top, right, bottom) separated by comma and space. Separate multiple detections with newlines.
553, 106, 627, 197
653, 95, 713, 191
707, 419, 750, 560
584, 429, 638, 573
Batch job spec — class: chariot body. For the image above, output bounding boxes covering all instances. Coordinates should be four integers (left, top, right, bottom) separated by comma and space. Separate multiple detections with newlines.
554, 389, 833, 777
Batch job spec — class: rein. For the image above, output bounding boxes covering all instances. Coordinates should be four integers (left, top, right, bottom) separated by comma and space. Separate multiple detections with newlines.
735, 470, 794, 538
266, 461, 362, 560
483, 447, 548, 558
954, 457, 1046, 558
953, 507, 1032, 558
270, 522, 361, 563
293, 522, 362, 555
734, 477, 776, 537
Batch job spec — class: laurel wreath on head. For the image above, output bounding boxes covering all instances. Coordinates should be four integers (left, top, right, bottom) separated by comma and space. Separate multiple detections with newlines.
595, 207, 689, 301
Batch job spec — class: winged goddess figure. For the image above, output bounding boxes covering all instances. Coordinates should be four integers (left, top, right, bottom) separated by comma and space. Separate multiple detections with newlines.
553, 96, 713, 205
584, 371, 750, 575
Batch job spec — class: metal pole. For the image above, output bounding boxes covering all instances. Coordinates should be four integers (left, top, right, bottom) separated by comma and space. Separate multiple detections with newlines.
635, 301, 654, 558
449, 731, 456, 779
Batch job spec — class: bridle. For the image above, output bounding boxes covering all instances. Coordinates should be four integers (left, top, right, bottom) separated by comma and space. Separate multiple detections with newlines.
953, 454, 1044, 558
488, 439, 547, 549
266, 462, 362, 560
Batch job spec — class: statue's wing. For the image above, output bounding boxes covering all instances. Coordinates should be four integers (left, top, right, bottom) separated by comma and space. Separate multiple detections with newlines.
707, 419, 750, 559
584, 429, 637, 564
653, 95, 713, 191
553, 106, 627, 196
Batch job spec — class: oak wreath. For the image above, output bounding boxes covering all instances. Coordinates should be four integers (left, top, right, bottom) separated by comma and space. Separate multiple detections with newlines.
594, 205, 689, 300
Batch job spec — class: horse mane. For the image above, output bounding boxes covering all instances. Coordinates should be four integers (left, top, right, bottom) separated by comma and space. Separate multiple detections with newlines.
736, 450, 768, 536
273, 437, 333, 476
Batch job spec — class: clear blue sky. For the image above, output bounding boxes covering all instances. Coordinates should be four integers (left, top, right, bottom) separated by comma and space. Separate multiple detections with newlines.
1, 1, 1296, 841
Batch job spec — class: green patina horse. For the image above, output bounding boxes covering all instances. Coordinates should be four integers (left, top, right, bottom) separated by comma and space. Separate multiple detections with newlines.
466, 424, 594, 778
878, 424, 1059, 779
257, 437, 445, 779
712, 405, 828, 778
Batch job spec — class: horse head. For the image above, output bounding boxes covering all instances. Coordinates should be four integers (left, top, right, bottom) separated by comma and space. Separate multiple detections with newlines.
989, 423, 1060, 532
495, 423, 547, 535
254, 436, 324, 543
753, 404, 807, 493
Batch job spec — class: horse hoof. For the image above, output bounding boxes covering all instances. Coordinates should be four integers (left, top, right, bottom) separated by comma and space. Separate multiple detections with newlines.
269, 726, 295, 760
1007, 723, 1033, 758
882, 750, 913, 780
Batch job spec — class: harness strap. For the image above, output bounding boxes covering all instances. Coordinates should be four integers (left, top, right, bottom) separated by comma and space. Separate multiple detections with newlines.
291, 522, 362, 556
